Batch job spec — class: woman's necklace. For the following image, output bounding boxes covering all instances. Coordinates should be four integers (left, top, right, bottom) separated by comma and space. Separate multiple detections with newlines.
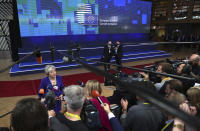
49, 77, 56, 86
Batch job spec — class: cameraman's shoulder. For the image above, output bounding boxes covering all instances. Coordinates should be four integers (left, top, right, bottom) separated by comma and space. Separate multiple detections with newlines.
55, 112, 66, 122
50, 116, 72, 131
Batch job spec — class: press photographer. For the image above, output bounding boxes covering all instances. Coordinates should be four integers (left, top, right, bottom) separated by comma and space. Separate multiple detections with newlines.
140, 62, 173, 96
176, 63, 195, 94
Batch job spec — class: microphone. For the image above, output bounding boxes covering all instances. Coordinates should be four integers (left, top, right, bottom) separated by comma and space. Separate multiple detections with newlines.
39, 88, 45, 94
50, 43, 55, 62
62, 56, 72, 63
91, 90, 103, 104
35, 47, 42, 64
38, 88, 44, 100
62, 56, 69, 62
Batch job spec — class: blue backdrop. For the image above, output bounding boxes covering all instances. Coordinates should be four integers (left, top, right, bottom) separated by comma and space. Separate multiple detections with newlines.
17, 0, 152, 52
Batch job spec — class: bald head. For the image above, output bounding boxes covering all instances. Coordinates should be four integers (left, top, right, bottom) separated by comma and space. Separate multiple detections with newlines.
190, 54, 200, 65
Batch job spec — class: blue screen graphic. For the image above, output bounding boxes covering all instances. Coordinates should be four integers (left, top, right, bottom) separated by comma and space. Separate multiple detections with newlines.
17, 0, 152, 37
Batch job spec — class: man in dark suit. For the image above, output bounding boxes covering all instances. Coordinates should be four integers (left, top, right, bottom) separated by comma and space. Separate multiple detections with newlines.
114, 41, 123, 70
103, 41, 114, 70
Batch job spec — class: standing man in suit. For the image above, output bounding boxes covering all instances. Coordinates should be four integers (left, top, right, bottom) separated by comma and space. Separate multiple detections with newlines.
103, 41, 114, 70
114, 41, 123, 70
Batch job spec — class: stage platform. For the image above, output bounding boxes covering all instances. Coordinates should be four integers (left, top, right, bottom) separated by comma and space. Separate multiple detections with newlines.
10, 42, 171, 76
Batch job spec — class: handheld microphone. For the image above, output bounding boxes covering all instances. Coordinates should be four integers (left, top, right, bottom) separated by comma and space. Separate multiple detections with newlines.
62, 56, 69, 63
39, 88, 45, 94
62, 55, 72, 63
35, 47, 42, 64
38, 88, 45, 100
91, 90, 103, 104
50, 43, 55, 62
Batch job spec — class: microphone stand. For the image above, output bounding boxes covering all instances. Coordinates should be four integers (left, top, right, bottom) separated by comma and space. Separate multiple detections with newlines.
0, 48, 40, 73
62, 46, 200, 130
50, 43, 55, 62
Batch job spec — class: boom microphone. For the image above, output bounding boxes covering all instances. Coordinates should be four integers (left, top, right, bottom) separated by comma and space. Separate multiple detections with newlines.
92, 90, 103, 104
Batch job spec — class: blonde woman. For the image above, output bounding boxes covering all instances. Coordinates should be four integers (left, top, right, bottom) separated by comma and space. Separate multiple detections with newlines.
86, 80, 112, 131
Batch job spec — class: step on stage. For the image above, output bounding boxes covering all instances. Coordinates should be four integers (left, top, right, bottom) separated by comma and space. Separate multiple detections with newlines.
10, 42, 171, 76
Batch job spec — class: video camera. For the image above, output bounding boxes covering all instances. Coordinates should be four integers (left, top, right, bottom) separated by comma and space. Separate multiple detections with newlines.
139, 58, 191, 82
165, 58, 190, 74
131, 65, 161, 83
104, 71, 128, 86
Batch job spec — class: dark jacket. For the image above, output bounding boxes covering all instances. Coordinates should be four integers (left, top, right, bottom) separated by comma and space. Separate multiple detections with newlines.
114, 45, 123, 58
50, 117, 71, 131
56, 113, 90, 131
103, 45, 114, 58
120, 101, 165, 131
110, 117, 124, 131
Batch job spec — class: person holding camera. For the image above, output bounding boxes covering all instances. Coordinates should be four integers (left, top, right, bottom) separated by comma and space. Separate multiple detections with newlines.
38, 65, 64, 113
176, 63, 195, 94
189, 54, 200, 78
140, 62, 173, 96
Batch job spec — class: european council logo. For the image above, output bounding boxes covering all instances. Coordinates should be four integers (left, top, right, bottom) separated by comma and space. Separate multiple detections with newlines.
84, 14, 98, 25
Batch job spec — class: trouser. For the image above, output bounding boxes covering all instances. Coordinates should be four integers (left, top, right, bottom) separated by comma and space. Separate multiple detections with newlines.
104, 56, 112, 71
115, 55, 122, 70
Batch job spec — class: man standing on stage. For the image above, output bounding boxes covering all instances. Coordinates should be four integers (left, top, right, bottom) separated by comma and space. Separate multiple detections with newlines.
103, 41, 114, 70
114, 41, 123, 70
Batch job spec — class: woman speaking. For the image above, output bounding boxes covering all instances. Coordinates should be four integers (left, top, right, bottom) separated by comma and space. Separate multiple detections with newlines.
38, 65, 64, 113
